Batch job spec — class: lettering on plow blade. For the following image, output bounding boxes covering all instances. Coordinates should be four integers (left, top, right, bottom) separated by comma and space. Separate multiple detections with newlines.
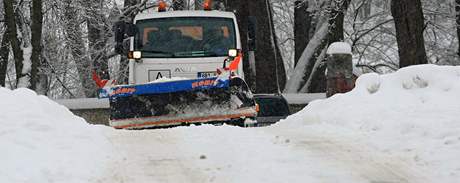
192, 79, 215, 88
110, 88, 136, 96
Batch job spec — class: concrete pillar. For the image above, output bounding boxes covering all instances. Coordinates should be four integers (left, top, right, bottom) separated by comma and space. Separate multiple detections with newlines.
326, 42, 354, 97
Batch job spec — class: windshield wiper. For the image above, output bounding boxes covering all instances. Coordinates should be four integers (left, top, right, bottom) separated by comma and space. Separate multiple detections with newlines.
175, 51, 219, 57
141, 50, 175, 57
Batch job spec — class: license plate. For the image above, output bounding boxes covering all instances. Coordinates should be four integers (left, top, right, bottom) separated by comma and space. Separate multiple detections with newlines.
197, 72, 217, 78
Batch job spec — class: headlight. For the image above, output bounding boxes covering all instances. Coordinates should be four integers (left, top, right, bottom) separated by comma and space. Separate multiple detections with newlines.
133, 51, 142, 59
228, 49, 238, 57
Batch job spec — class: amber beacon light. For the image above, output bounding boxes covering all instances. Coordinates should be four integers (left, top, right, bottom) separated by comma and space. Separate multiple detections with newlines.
203, 0, 212, 10
158, 0, 167, 12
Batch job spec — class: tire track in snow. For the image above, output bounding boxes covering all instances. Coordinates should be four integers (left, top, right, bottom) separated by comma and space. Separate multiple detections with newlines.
265, 127, 433, 183
104, 129, 212, 183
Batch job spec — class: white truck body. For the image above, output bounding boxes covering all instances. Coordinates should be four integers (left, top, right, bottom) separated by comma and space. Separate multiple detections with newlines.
128, 10, 243, 85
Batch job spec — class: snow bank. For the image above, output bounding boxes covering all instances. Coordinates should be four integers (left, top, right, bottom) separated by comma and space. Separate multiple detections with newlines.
283, 64, 460, 182
0, 88, 114, 183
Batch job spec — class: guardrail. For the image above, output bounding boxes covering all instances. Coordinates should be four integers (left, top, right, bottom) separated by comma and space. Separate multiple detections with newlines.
55, 98, 110, 125
282, 93, 326, 114
282, 93, 326, 105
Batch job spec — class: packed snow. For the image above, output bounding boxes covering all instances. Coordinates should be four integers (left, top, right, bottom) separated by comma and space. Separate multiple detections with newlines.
1, 64, 459, 183
284, 64, 460, 182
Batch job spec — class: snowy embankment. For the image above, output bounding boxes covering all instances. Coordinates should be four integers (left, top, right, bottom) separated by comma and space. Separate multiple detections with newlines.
0, 88, 114, 183
283, 64, 460, 182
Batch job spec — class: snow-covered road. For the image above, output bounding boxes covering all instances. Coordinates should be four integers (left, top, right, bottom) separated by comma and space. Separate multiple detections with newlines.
103, 125, 431, 183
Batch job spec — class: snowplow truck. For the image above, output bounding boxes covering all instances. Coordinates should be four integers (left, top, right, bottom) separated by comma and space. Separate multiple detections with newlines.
98, 5, 258, 129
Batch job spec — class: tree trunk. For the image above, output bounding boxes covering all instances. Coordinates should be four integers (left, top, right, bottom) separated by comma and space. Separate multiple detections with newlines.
294, 0, 312, 66
0, 32, 9, 87
299, 21, 329, 93
309, 0, 350, 93
284, 20, 329, 93
228, 0, 287, 93
293, 0, 327, 93
391, 0, 428, 68
329, 0, 350, 43
198, 0, 287, 93
118, 0, 138, 84
63, 0, 95, 97
456, 0, 460, 58
84, 1, 110, 80
30, 0, 43, 92
3, 0, 25, 87
285, 0, 351, 93
227, 0, 254, 90
246, 0, 286, 93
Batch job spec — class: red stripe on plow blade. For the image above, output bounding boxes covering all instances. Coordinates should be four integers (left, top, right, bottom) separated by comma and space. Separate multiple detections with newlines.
112, 112, 256, 129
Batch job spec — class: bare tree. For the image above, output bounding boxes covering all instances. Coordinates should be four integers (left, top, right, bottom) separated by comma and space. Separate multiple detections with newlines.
285, 0, 350, 93
228, 0, 286, 93
3, 0, 25, 87
30, 0, 44, 92
83, 1, 110, 80
0, 31, 8, 87
456, 0, 460, 57
391, 0, 427, 68
294, 0, 312, 66
305, 0, 351, 93
63, 0, 95, 97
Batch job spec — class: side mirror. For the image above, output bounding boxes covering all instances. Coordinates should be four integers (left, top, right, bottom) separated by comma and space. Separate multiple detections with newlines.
114, 21, 126, 44
247, 16, 257, 51
113, 21, 138, 54
125, 23, 137, 37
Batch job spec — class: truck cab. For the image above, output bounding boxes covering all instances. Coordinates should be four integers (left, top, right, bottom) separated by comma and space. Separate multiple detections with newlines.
127, 10, 243, 85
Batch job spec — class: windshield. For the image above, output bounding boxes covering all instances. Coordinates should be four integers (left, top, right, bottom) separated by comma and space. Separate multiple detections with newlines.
135, 17, 236, 58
